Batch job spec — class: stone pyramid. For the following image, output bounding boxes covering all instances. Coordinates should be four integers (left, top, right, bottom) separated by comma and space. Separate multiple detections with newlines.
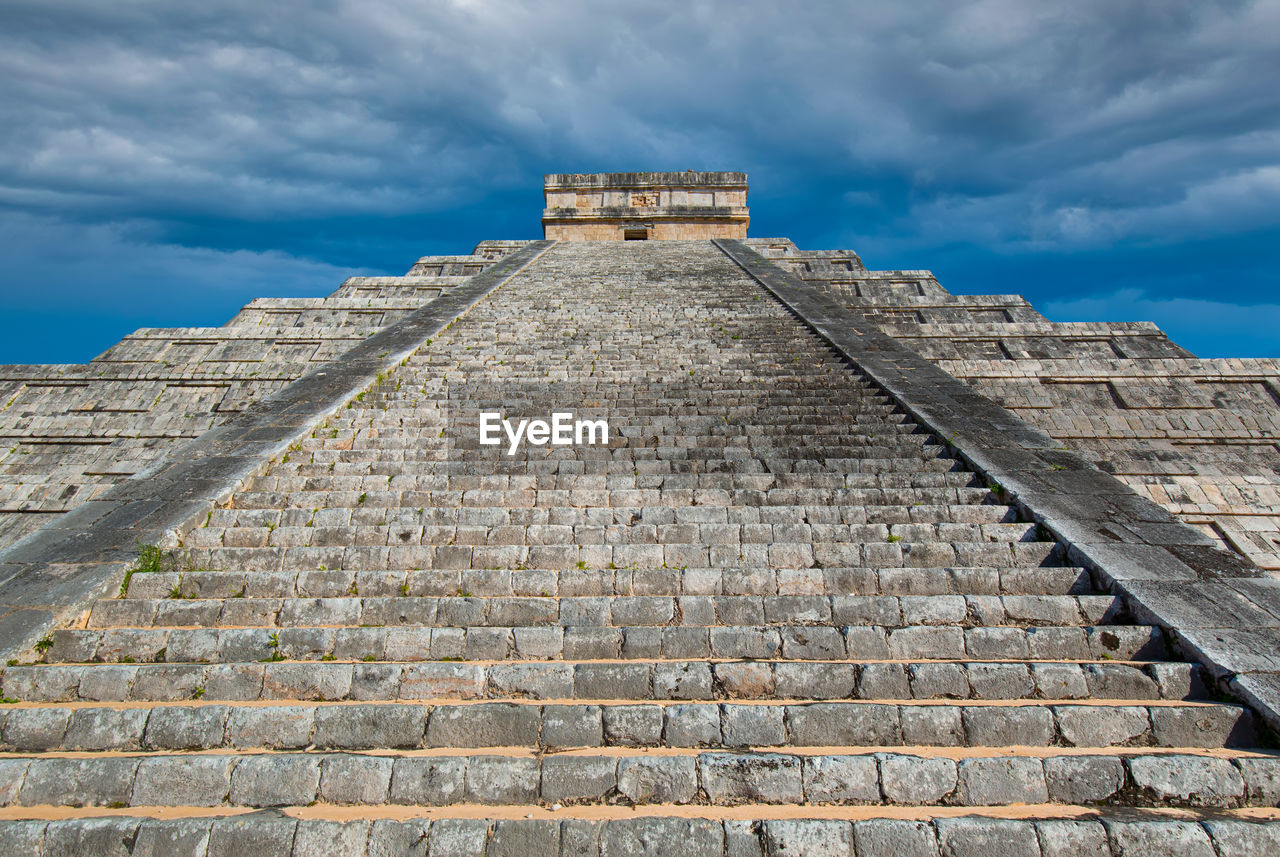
0, 173, 1278, 855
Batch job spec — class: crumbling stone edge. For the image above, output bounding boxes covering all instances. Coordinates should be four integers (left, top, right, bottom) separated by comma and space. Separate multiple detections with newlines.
0, 240, 556, 663
716, 238, 1280, 733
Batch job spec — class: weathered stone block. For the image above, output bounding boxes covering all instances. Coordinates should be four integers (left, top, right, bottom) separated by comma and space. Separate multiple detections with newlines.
1128, 754, 1244, 807
935, 817, 1040, 857
19, 757, 138, 807
853, 819, 939, 857
960, 705, 1052, 746
617, 755, 697, 804
313, 702, 426, 749
542, 704, 603, 749
699, 753, 803, 804
4, 706, 72, 752
802, 754, 881, 804
389, 756, 467, 806
600, 817, 724, 857
603, 705, 663, 746
144, 704, 229, 750
229, 755, 321, 806
293, 819, 372, 857
1202, 819, 1280, 857
133, 818, 213, 857
761, 820, 852, 857
43, 817, 139, 857
1034, 819, 1110, 857
133, 755, 232, 806
721, 703, 785, 746
465, 755, 539, 804
427, 703, 539, 747
1054, 704, 1149, 747
541, 755, 617, 803
319, 753, 394, 804
1238, 756, 1280, 805
1150, 705, 1255, 748
713, 662, 775, 698
1103, 819, 1215, 857
654, 661, 712, 699
787, 702, 901, 745
1043, 755, 1123, 804
900, 705, 963, 746
560, 819, 603, 857
664, 703, 721, 747
0, 758, 29, 806
208, 812, 299, 857
368, 818, 430, 857
226, 705, 314, 749
954, 757, 1048, 805
427, 818, 490, 857
879, 754, 956, 805
489, 819, 560, 857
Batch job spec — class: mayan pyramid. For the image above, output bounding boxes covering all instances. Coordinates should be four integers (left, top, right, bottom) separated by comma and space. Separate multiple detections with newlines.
0, 171, 1278, 854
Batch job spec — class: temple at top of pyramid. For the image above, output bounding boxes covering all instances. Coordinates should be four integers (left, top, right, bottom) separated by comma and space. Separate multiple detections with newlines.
542, 171, 750, 240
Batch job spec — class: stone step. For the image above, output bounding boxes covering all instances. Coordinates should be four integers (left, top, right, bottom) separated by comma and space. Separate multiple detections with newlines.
123, 566, 1096, 600
235, 468, 990, 494
232, 479, 999, 502
0, 658, 1210, 705
327, 404, 916, 423
247, 471, 998, 491
252, 456, 968, 478
175, 540, 1065, 572
219, 490, 1005, 515
236, 477, 1009, 506
1, 697, 1248, 752
198, 521, 1041, 550
34, 622, 1167, 667
229, 479, 994, 501
1, 748, 1274, 810
3, 814, 1277, 857
88, 593, 1121, 631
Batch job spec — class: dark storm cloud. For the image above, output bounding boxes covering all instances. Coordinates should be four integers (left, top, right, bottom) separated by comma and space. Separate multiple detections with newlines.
0, 0, 1277, 360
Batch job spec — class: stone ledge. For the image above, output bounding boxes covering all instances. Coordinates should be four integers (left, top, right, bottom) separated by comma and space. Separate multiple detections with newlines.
715, 237, 1280, 733
0, 241, 555, 663
0, 813, 1277, 857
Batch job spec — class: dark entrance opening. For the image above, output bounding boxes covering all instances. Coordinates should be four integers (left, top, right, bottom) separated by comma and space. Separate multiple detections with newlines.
623, 228, 649, 241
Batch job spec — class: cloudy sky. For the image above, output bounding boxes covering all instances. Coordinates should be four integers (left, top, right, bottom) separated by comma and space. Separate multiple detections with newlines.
1, 0, 1277, 361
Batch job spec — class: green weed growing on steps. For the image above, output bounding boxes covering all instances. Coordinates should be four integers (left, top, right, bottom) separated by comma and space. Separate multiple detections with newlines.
262, 632, 284, 663
120, 541, 183, 597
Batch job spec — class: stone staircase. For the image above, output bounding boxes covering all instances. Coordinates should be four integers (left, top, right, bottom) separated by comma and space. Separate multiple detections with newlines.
1, 240, 1277, 854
